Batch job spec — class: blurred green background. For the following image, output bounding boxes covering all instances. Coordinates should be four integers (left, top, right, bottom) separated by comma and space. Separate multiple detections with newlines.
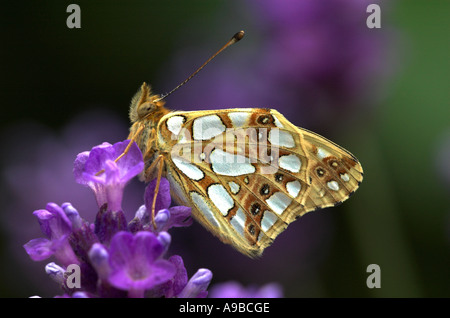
0, 1, 449, 297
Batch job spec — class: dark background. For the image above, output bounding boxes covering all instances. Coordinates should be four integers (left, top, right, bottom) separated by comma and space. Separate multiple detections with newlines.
0, 1, 449, 297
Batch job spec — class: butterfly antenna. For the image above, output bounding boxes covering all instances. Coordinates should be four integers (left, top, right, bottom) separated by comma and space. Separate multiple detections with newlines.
153, 30, 245, 103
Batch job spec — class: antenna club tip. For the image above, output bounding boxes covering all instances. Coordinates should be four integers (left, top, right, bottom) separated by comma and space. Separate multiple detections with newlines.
233, 30, 245, 42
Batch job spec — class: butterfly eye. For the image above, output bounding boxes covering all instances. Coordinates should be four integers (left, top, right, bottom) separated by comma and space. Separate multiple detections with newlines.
137, 102, 156, 119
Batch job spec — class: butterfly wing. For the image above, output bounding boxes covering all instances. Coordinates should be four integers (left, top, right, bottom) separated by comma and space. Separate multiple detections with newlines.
270, 109, 364, 213
299, 128, 363, 213
156, 108, 362, 257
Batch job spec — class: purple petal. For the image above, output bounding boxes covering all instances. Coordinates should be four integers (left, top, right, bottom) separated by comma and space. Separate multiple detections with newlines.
132, 231, 165, 263
32, 209, 54, 238
75, 142, 113, 185
73, 151, 90, 186
167, 206, 193, 228
166, 255, 188, 297
34, 203, 72, 240
156, 231, 171, 254
88, 243, 110, 279
154, 209, 171, 232
61, 202, 82, 230
108, 231, 134, 270
82, 141, 143, 185
144, 178, 171, 213
112, 140, 144, 183
108, 231, 176, 291
23, 238, 54, 261
83, 142, 115, 177
45, 262, 65, 284
178, 268, 212, 298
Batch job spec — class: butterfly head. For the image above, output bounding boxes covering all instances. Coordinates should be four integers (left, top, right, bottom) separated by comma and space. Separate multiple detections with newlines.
129, 82, 169, 124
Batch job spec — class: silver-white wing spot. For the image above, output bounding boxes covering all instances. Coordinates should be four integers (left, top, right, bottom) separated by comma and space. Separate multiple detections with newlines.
317, 147, 331, 159
193, 115, 226, 140
278, 154, 302, 173
268, 129, 295, 148
261, 210, 277, 231
228, 112, 250, 128
172, 157, 204, 181
230, 208, 247, 238
327, 181, 340, 191
228, 181, 241, 194
272, 115, 284, 128
210, 149, 256, 176
286, 180, 301, 198
166, 115, 185, 136
190, 192, 220, 228
266, 192, 292, 215
207, 184, 234, 216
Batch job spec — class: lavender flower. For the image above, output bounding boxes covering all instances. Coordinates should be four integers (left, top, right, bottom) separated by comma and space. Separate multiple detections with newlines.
104, 231, 176, 297
74, 140, 144, 212
23, 140, 211, 298
23, 203, 78, 267
0, 110, 147, 295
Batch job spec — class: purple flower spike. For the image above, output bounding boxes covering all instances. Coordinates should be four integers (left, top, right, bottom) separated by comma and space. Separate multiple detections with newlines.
25, 139, 214, 298
74, 140, 144, 211
23, 203, 78, 266
107, 231, 176, 296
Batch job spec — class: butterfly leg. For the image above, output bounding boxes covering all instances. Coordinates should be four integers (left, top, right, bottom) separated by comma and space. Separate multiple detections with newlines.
114, 125, 144, 164
143, 154, 165, 230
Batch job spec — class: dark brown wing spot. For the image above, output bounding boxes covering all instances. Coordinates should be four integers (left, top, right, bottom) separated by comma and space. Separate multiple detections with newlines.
260, 184, 270, 196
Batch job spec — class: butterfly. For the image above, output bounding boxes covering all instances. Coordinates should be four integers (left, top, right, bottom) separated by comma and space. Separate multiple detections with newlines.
121, 31, 363, 258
